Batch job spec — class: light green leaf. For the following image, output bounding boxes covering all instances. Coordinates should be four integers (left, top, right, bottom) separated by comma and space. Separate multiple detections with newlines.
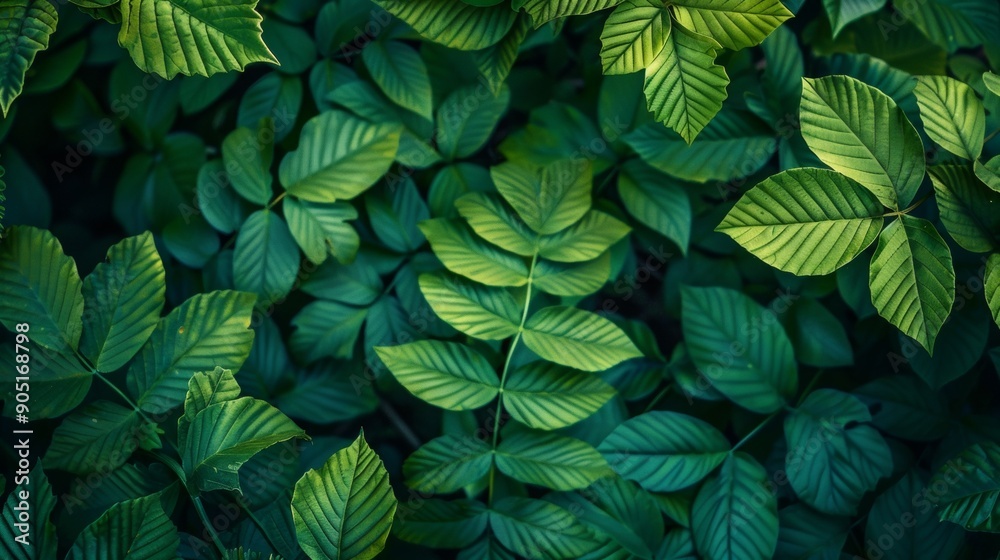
692, 453, 778, 560
292, 432, 396, 560
504, 361, 616, 430
0, 226, 84, 351
515, 0, 623, 26
496, 429, 610, 491
404, 435, 493, 494
177, 366, 241, 449
868, 215, 955, 353
80, 232, 165, 373
233, 210, 300, 306
598, 411, 730, 493
533, 253, 612, 296
800, 75, 925, 209
867, 470, 965, 559
823, 0, 886, 36
600, 0, 671, 75
475, 15, 529, 97
914, 75, 985, 160
623, 110, 776, 182
0, 0, 58, 116
976, 155, 1000, 193
119, 0, 276, 78
522, 306, 642, 372
127, 290, 256, 414
394, 499, 489, 549
906, 0, 1000, 52
643, 21, 729, 143
67, 492, 179, 560
681, 286, 797, 413
455, 192, 537, 256
928, 164, 1000, 253
785, 389, 892, 515
418, 218, 529, 286
986, 253, 1000, 330
289, 300, 367, 362
45, 401, 159, 475
490, 160, 592, 235
537, 210, 630, 263
279, 110, 401, 203
370, 0, 517, 50
418, 273, 521, 340
670, 0, 793, 50
617, 160, 691, 255
984, 71, 1000, 97
222, 126, 273, 205
284, 197, 360, 265
489, 497, 601, 559
717, 168, 884, 275
0, 467, 56, 560
362, 40, 433, 121
183, 396, 306, 493
375, 340, 499, 410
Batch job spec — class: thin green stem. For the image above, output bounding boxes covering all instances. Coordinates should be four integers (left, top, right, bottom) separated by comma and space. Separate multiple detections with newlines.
795, 370, 824, 407
148, 451, 226, 556
488, 252, 539, 506
643, 384, 673, 413
984, 126, 1000, 144
267, 191, 288, 211
730, 410, 782, 454
885, 191, 934, 217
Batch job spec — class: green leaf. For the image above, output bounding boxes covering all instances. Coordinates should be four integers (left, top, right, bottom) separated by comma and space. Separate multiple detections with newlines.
600, 0, 671, 75
177, 366, 241, 449
363, 40, 433, 121
376, 340, 499, 410
670, 0, 792, 50
533, 253, 612, 296
0, 226, 84, 351
0, 467, 56, 560
127, 290, 256, 414
515, 0, 623, 25
45, 401, 159, 475
418, 218, 529, 286
455, 192, 537, 256
418, 273, 521, 340
617, 160, 691, 255
906, 0, 1000, 52
284, 197, 360, 265
782, 297, 854, 367
598, 411, 730, 492
986, 253, 1000, 330
490, 160, 592, 235
275, 362, 378, 424
643, 21, 729, 143
504, 361, 616, 430
935, 441, 1000, 531
183, 396, 306, 493
279, 111, 401, 203
854, 375, 950, 441
394, 499, 489, 549
489, 497, 601, 559
914, 75, 985, 160
370, 0, 517, 50
404, 434, 493, 494
692, 453, 778, 560
906, 297, 990, 389
681, 286, 797, 413
522, 306, 642, 372
984, 71, 1000, 97
367, 178, 429, 253
718, 168, 884, 275
0, 0, 58, 116
868, 215, 955, 353
118, 0, 276, 78
867, 470, 965, 559
475, 15, 530, 97
233, 210, 300, 306
537, 210, 631, 263
67, 492, 179, 560
437, 84, 511, 161
197, 160, 252, 235
496, 429, 610, 491
800, 75, 925, 209
823, 0, 886, 36
784, 389, 892, 515
222, 126, 273, 205
80, 232, 165, 373
292, 432, 397, 560
289, 300, 367, 362
238, 72, 302, 143
929, 164, 1000, 253
775, 503, 850, 560
975, 155, 1000, 193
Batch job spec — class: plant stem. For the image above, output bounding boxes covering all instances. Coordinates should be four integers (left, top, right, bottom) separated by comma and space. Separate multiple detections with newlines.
642, 383, 673, 413
730, 410, 782, 453
149, 450, 227, 556
984, 126, 1000, 144
795, 370, 824, 407
487, 252, 538, 506
886, 191, 934, 217
379, 400, 421, 449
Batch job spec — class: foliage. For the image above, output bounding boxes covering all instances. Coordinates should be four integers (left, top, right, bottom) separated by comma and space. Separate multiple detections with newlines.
2, 0, 1000, 558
